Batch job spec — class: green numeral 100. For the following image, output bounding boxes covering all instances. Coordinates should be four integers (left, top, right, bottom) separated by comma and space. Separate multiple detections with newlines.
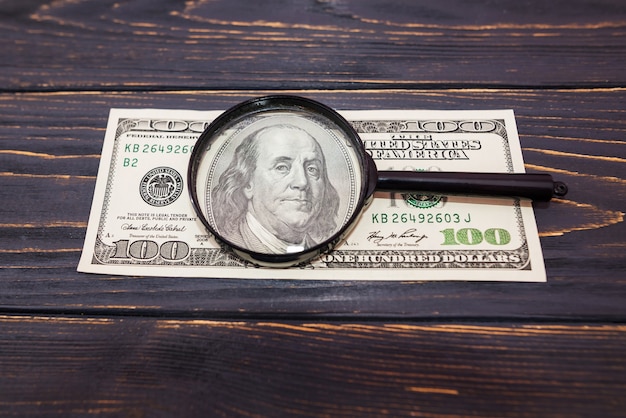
441, 228, 511, 246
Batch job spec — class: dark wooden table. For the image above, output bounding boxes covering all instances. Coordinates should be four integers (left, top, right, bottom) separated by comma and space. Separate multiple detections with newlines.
1, 1, 625, 416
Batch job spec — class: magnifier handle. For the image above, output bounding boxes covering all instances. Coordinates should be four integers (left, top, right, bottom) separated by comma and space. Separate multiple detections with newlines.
375, 171, 568, 201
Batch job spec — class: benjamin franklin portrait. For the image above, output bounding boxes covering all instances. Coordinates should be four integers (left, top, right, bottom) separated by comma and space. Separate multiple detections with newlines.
209, 122, 347, 254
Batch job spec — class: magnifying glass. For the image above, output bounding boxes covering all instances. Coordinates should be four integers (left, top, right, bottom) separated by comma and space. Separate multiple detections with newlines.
189, 95, 568, 267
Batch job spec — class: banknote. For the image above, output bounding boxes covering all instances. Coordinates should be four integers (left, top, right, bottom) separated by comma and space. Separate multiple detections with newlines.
78, 108, 546, 281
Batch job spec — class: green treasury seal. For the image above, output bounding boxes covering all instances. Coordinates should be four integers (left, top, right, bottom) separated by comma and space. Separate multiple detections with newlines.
403, 193, 443, 209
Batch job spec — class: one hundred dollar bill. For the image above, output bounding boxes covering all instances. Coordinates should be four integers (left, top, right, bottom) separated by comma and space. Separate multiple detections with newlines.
78, 108, 546, 281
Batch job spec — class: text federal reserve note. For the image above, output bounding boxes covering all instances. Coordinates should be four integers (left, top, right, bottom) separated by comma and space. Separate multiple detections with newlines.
78, 108, 546, 281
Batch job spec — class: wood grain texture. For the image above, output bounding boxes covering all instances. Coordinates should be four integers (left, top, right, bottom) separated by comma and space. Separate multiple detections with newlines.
0, 89, 624, 318
1, 0, 626, 90
1, 1, 625, 415
1, 315, 625, 417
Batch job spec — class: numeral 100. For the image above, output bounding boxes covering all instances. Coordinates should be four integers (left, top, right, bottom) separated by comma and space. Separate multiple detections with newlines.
441, 228, 511, 246
112, 239, 189, 261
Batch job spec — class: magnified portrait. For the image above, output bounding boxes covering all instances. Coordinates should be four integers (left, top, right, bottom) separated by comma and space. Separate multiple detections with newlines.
203, 113, 360, 255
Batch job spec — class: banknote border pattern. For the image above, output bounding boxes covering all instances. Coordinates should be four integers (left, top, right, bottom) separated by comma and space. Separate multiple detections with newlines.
91, 118, 138, 264
90, 117, 531, 271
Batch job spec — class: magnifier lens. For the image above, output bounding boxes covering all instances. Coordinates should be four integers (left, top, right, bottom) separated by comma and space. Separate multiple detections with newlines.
190, 97, 369, 266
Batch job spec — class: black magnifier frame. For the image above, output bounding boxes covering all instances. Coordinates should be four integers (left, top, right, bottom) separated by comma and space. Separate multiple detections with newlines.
189, 95, 375, 267
189, 95, 568, 267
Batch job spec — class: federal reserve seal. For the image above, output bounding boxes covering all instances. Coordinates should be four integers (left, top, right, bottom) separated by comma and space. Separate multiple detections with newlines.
139, 167, 183, 207
403, 193, 444, 209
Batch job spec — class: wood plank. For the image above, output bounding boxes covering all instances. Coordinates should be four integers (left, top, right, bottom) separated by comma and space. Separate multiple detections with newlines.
2, 0, 626, 90
0, 315, 624, 417
0, 89, 624, 318
2, 1, 623, 414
